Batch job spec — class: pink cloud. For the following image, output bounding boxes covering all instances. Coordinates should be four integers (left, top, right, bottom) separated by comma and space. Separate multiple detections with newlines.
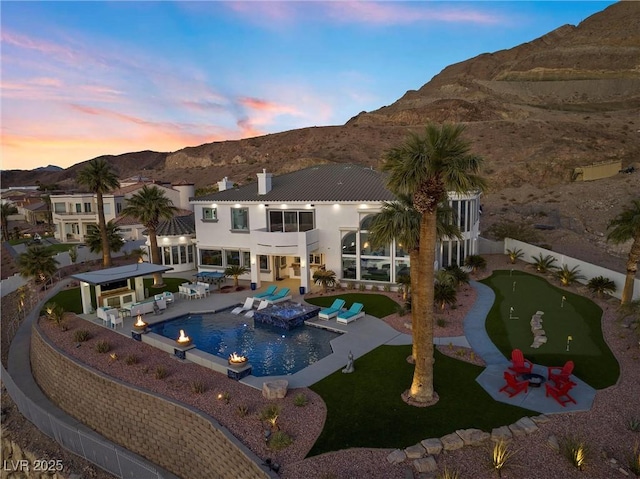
238, 96, 299, 116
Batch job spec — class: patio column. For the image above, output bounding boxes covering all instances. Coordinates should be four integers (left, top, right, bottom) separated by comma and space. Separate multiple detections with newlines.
134, 277, 145, 300
250, 254, 261, 289
80, 281, 92, 314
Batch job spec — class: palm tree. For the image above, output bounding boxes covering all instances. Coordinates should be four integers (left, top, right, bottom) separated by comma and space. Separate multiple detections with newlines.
587, 276, 617, 298
18, 245, 59, 285
312, 268, 337, 292
443, 263, 470, 288
121, 185, 177, 287
555, 265, 586, 286
1, 202, 18, 241
85, 221, 125, 255
434, 281, 457, 310
531, 253, 558, 273
130, 247, 147, 263
607, 199, 640, 304
381, 123, 486, 405
464, 254, 486, 274
506, 248, 525, 264
76, 158, 120, 268
225, 265, 249, 288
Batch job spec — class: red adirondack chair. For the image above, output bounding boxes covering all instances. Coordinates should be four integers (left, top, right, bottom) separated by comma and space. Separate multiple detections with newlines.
508, 349, 534, 375
547, 361, 576, 386
545, 379, 577, 407
499, 372, 529, 397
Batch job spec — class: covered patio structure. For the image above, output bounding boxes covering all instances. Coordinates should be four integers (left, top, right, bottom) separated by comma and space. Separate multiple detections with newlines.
72, 263, 173, 314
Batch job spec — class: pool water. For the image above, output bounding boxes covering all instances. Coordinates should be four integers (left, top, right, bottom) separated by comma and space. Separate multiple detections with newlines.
149, 311, 340, 377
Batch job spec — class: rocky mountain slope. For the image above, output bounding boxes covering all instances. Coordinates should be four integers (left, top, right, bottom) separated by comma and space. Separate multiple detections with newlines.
2, 1, 639, 269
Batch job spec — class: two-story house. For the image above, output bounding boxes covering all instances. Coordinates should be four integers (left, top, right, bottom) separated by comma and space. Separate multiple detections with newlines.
191, 164, 482, 293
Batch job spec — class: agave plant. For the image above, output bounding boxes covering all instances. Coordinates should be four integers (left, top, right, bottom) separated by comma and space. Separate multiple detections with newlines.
531, 253, 558, 273
506, 247, 524, 264
555, 265, 586, 286
587, 276, 617, 298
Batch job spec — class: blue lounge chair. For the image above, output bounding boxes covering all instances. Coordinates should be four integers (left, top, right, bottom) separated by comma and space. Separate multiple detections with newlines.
264, 288, 291, 304
336, 303, 365, 324
318, 299, 346, 320
252, 285, 277, 301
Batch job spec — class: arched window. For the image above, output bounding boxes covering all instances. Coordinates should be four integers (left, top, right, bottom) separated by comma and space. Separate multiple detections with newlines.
359, 214, 376, 231
341, 231, 357, 255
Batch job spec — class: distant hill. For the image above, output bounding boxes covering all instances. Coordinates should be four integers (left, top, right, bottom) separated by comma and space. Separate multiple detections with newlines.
2, 1, 638, 269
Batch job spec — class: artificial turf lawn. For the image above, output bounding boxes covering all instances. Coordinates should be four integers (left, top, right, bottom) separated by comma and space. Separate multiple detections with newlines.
305, 293, 400, 318
308, 345, 535, 456
482, 270, 619, 389
46, 277, 190, 313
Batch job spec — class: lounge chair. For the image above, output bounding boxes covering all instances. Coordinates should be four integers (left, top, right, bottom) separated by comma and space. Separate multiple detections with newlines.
508, 349, 534, 375
499, 371, 529, 397
545, 380, 576, 407
318, 299, 346, 320
336, 303, 365, 324
245, 300, 269, 318
232, 297, 255, 315
547, 361, 576, 386
263, 288, 291, 304
252, 285, 277, 301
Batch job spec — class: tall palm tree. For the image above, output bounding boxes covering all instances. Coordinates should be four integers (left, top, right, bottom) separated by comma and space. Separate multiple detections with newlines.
1, 202, 18, 241
121, 185, 177, 287
381, 123, 486, 405
18, 245, 59, 285
607, 199, 640, 304
76, 158, 120, 268
85, 221, 125, 255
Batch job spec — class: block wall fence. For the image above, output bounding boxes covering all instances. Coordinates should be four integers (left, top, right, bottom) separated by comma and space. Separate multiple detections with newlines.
30, 325, 273, 479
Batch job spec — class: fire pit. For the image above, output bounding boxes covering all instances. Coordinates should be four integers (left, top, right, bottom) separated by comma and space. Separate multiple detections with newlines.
133, 314, 148, 332
228, 352, 248, 366
176, 329, 192, 346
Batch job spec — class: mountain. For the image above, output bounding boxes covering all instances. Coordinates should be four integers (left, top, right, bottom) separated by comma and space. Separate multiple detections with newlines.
2, 1, 638, 269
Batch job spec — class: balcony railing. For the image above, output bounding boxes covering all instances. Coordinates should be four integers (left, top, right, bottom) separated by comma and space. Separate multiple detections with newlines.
250, 228, 319, 255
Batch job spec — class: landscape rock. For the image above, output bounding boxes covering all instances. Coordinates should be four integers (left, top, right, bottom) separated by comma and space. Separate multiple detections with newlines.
516, 417, 539, 434
387, 449, 407, 464
456, 428, 489, 446
413, 456, 437, 473
508, 422, 527, 438
440, 432, 465, 451
491, 426, 513, 443
420, 438, 443, 455
261, 379, 288, 399
547, 434, 560, 452
531, 414, 551, 425
404, 443, 426, 459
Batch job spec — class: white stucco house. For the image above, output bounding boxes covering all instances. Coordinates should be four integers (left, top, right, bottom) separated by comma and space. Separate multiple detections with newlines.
191, 164, 482, 293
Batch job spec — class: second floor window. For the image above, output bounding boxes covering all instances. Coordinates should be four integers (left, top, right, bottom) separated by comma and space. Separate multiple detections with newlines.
268, 210, 314, 232
54, 203, 65, 213
84, 202, 92, 213
75, 203, 82, 213
231, 207, 249, 231
202, 207, 217, 221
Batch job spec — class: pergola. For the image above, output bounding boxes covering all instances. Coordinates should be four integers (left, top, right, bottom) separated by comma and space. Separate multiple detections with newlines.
71, 263, 173, 314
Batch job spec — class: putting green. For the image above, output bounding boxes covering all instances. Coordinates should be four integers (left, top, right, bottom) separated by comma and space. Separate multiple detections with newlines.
482, 270, 619, 389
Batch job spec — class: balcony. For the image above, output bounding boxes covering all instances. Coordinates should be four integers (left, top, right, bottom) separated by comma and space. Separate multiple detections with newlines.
250, 228, 319, 256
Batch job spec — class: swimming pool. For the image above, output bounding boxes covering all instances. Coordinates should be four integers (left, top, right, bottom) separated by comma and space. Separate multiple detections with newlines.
148, 310, 340, 377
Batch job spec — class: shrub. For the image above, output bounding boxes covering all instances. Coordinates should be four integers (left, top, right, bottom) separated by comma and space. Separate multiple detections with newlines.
444, 264, 470, 287
464, 254, 487, 273
190, 380, 206, 394
383, 284, 391, 292
236, 405, 249, 417
313, 269, 337, 292
627, 442, 640, 476
555, 265, 586, 286
294, 393, 308, 407
154, 366, 168, 380
94, 340, 111, 353
358, 283, 367, 291
530, 253, 558, 273
436, 467, 460, 479
486, 221, 541, 243
506, 248, 525, 264
587, 276, 617, 297
346, 282, 355, 290
370, 284, 380, 292
259, 404, 280, 429
561, 436, 588, 470
434, 282, 457, 310
436, 318, 447, 328
491, 439, 516, 477
73, 330, 91, 342
628, 417, 640, 432
268, 430, 293, 450
43, 302, 65, 328
217, 392, 231, 404
125, 354, 139, 365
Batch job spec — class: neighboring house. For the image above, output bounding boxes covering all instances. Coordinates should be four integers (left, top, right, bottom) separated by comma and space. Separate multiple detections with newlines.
51, 182, 194, 243
191, 164, 481, 292
144, 213, 197, 272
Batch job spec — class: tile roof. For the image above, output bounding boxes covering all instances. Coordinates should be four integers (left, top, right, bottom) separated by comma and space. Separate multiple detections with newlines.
194, 164, 396, 203
154, 213, 195, 236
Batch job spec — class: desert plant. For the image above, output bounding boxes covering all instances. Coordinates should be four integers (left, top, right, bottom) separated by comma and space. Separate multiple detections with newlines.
436, 467, 460, 479
216, 391, 231, 404
154, 366, 168, 379
396, 274, 411, 300
444, 264, 470, 287
606, 199, 640, 304
587, 276, 617, 298
383, 284, 391, 292
436, 318, 447, 328
627, 442, 640, 476
358, 283, 367, 291
68, 246, 78, 264
491, 439, 516, 477
190, 380, 206, 394
531, 253, 558, 273
346, 282, 355, 290
125, 354, 139, 365
94, 340, 111, 353
293, 393, 308, 407
561, 436, 588, 471
236, 405, 249, 417
312, 268, 337, 292
370, 284, 380, 292
506, 247, 524, 264
464, 254, 487, 273
224, 265, 249, 288
268, 430, 293, 451
628, 417, 640, 432
43, 302, 65, 328
73, 329, 91, 342
259, 404, 280, 429
434, 282, 457, 310
555, 264, 586, 286
486, 220, 541, 243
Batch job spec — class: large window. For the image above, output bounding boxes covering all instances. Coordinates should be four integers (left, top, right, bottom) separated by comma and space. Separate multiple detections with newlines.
200, 249, 223, 266
54, 202, 65, 213
259, 255, 269, 271
268, 210, 314, 232
104, 203, 112, 215
231, 207, 249, 231
226, 250, 240, 266
84, 202, 92, 213
202, 207, 217, 221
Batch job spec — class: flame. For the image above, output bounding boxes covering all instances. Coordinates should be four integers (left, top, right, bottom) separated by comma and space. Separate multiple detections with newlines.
229, 352, 247, 363
134, 314, 147, 327
177, 329, 190, 344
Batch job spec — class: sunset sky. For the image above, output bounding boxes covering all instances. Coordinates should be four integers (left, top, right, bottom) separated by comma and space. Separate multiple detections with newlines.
1, 1, 615, 171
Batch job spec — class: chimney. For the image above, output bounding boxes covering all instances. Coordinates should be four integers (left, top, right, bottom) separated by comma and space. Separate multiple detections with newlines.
257, 169, 272, 195
217, 177, 232, 192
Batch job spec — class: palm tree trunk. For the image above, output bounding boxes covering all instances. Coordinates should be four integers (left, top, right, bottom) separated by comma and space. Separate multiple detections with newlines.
409, 249, 420, 361
148, 228, 164, 287
621, 237, 639, 304
96, 192, 112, 268
408, 212, 437, 404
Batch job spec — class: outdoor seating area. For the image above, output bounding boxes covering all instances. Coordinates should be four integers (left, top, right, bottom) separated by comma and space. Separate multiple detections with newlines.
253, 287, 291, 304
318, 299, 346, 320
124, 296, 167, 316
336, 302, 365, 324
178, 283, 208, 300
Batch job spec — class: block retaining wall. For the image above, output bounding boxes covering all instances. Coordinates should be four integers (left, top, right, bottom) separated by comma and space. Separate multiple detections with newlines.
30, 324, 272, 479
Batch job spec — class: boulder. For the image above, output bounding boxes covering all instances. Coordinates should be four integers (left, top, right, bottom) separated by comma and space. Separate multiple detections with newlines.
387, 449, 407, 464
404, 444, 426, 459
508, 421, 527, 438
456, 428, 489, 446
440, 433, 464, 451
413, 456, 437, 473
420, 438, 443, 455
515, 417, 539, 434
261, 380, 288, 399
531, 414, 551, 425
491, 426, 513, 443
